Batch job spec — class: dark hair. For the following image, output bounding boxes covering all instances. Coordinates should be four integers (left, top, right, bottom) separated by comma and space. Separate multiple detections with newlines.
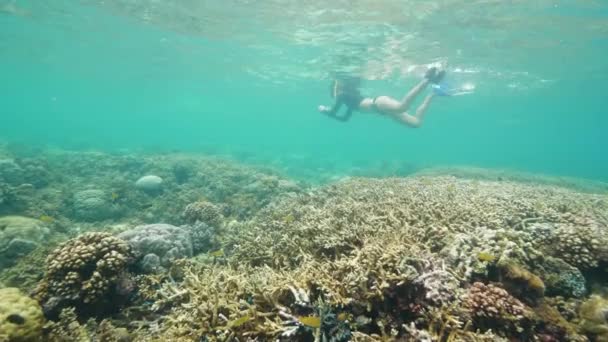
329, 75, 361, 98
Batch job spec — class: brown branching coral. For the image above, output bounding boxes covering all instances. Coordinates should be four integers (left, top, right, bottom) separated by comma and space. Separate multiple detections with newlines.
224, 176, 606, 270
34, 232, 134, 318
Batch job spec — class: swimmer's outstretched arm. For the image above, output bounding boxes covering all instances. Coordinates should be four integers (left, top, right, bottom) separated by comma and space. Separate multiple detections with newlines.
326, 108, 353, 122
318, 99, 352, 122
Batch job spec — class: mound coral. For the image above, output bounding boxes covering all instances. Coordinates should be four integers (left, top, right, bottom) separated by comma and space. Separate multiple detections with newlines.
182, 200, 224, 227
551, 224, 606, 270
0, 287, 45, 342
72, 189, 120, 222
463, 282, 531, 336
35, 232, 134, 318
117, 223, 192, 273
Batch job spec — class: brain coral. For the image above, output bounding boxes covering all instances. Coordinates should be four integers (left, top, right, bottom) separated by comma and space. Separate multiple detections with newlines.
0, 287, 45, 342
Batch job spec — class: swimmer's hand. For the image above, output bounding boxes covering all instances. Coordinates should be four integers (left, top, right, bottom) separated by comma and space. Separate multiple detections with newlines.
318, 105, 329, 113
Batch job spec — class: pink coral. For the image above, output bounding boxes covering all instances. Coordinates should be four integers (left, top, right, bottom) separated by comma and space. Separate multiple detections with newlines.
463, 282, 527, 321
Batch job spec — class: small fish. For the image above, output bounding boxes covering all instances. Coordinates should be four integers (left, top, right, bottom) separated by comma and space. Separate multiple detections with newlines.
282, 213, 295, 224
298, 316, 321, 328
337, 313, 348, 321
229, 315, 250, 328
111, 192, 120, 201
209, 249, 224, 257
39, 215, 54, 224
477, 252, 496, 262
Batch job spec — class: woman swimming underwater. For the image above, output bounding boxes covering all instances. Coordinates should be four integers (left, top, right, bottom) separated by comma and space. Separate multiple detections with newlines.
318, 67, 447, 128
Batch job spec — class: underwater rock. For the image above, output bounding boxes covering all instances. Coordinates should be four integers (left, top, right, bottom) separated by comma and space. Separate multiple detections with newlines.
0, 159, 25, 185
135, 175, 163, 193
0, 287, 45, 342
0, 216, 51, 270
72, 189, 119, 221
34, 232, 134, 319
117, 223, 192, 272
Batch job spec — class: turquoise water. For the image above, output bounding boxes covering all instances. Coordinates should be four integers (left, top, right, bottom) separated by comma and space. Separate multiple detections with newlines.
1, 1, 607, 181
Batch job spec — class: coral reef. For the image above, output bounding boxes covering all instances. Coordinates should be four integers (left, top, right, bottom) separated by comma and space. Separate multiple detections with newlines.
1, 148, 608, 341
0, 287, 45, 342
496, 261, 545, 301
0, 216, 51, 270
578, 294, 608, 341
462, 282, 532, 336
551, 224, 606, 270
185, 221, 220, 254
34, 232, 134, 318
182, 200, 224, 227
0, 159, 25, 185
539, 256, 587, 298
72, 189, 121, 222
118, 224, 192, 273
0, 245, 54, 292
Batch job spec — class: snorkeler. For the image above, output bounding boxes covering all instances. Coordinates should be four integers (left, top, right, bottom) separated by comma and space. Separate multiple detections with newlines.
318, 67, 446, 128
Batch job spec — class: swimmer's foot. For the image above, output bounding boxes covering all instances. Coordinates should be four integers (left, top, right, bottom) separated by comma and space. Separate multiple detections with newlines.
431, 83, 451, 96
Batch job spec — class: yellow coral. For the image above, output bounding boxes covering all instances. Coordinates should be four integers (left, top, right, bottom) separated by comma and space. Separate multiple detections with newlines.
579, 295, 608, 340
498, 262, 545, 298
0, 287, 45, 342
